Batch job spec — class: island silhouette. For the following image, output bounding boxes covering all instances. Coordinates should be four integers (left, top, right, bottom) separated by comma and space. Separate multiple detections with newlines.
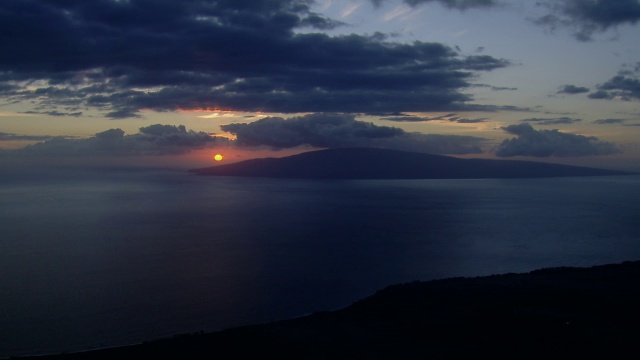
191, 147, 631, 179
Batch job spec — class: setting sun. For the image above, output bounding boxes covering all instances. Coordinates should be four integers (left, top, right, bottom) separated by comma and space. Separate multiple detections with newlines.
214, 154, 223, 161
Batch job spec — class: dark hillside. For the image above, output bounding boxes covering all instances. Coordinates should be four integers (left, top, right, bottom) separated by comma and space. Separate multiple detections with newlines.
25, 261, 640, 359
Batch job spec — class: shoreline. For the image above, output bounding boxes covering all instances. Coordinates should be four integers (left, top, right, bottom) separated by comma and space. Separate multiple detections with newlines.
13, 260, 640, 359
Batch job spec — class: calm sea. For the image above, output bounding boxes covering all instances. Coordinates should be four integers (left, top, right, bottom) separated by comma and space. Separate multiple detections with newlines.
1, 167, 639, 357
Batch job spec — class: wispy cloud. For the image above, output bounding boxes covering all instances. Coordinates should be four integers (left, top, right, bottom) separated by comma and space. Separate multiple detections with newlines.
381, 113, 487, 123
520, 117, 582, 125
21, 110, 83, 117
399, 0, 498, 10
382, 4, 413, 21
0, 133, 60, 141
341, 2, 364, 18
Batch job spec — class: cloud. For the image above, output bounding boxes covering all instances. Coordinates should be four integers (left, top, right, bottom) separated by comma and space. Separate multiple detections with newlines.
472, 84, 518, 91
380, 113, 457, 122
557, 84, 589, 94
535, 0, 640, 41
0, 133, 59, 141
220, 113, 485, 154
3, 125, 225, 157
588, 90, 613, 99
590, 75, 640, 100
105, 108, 143, 119
21, 110, 84, 117
489, 86, 518, 91
381, 0, 499, 10
593, 118, 626, 124
221, 113, 403, 148
0, 0, 510, 118
496, 123, 621, 157
380, 115, 440, 122
452, 117, 487, 123
380, 113, 486, 123
520, 117, 582, 125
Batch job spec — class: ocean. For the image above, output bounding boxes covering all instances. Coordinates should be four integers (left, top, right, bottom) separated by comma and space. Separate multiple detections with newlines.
1, 167, 639, 357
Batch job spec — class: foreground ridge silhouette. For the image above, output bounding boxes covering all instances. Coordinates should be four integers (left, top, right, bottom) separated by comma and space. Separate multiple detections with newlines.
21, 261, 640, 359
190, 148, 632, 179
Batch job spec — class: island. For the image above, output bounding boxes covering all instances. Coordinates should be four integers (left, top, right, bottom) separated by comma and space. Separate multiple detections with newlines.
190, 148, 632, 179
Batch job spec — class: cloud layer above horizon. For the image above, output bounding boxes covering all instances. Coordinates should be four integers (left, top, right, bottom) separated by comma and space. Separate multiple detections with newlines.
6, 113, 624, 159
1, 114, 486, 157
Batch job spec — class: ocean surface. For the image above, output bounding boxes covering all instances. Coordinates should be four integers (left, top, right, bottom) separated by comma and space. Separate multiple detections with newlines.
1, 167, 640, 357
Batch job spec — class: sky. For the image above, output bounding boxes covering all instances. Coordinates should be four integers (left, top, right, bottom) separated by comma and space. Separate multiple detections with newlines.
1, 0, 639, 170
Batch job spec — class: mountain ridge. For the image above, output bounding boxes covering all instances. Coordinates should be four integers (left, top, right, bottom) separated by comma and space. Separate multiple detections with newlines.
190, 147, 632, 179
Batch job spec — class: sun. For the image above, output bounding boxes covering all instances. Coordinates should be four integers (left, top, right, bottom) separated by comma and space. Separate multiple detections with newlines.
214, 154, 223, 161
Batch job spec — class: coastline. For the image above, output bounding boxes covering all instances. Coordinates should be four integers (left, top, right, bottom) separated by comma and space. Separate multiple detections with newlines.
15, 260, 640, 359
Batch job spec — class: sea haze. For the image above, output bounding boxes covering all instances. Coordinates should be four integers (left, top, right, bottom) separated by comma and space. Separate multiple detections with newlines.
1, 168, 639, 357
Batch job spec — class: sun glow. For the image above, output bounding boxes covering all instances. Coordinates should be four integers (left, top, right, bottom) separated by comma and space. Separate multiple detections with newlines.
214, 154, 223, 161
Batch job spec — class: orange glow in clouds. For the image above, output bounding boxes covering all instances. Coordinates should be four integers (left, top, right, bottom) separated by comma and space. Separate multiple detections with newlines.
214, 154, 224, 161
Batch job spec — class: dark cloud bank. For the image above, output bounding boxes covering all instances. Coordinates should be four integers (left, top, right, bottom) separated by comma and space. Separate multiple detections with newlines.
1, 0, 637, 118
0, 0, 510, 118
